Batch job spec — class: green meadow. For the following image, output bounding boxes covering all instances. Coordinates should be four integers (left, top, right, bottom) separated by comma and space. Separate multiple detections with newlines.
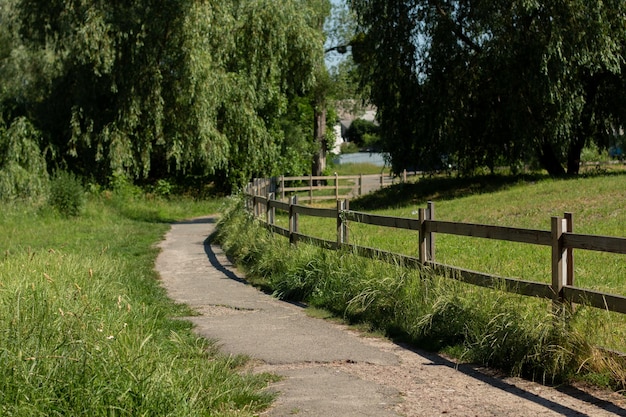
0, 192, 276, 416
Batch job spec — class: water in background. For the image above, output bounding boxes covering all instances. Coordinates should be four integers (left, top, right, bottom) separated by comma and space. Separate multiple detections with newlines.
333, 152, 388, 167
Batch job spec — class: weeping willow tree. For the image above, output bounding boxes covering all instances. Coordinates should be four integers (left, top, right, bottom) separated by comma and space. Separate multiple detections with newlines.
350, 0, 626, 176
0, 0, 326, 191
0, 117, 48, 201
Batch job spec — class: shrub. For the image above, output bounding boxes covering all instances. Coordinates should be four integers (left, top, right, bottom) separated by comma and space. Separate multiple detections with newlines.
48, 170, 85, 217
340, 142, 360, 154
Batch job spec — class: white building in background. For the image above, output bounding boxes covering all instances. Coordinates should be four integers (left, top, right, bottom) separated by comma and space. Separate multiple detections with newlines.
331, 104, 377, 154
332, 124, 344, 154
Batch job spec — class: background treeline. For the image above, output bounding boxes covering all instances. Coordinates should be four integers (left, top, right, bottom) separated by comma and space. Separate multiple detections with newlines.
349, 0, 626, 175
0, 0, 333, 196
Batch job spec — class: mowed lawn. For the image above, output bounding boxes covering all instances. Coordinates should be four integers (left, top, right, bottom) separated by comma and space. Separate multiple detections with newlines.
291, 173, 626, 294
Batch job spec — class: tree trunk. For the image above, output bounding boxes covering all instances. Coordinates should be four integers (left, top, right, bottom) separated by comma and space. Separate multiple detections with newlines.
312, 106, 327, 183
566, 137, 585, 175
567, 77, 597, 175
538, 141, 566, 176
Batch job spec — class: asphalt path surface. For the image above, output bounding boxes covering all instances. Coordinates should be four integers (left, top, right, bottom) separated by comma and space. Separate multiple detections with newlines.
155, 217, 626, 416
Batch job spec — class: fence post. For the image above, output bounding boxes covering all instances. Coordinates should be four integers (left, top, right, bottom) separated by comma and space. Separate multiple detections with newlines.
380, 173, 384, 189
289, 195, 299, 245
253, 179, 259, 218
270, 177, 277, 194
337, 199, 349, 246
565, 212, 574, 287
335, 172, 339, 200
344, 199, 349, 244
551, 216, 568, 309
426, 201, 435, 262
267, 192, 275, 225
244, 183, 250, 212
309, 174, 313, 203
280, 176, 285, 201
359, 174, 363, 196
419, 208, 427, 264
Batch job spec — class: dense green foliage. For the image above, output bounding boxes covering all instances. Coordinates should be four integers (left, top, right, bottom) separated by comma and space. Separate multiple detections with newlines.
344, 118, 380, 149
0, 194, 275, 416
0, 116, 48, 201
350, 0, 626, 176
0, 0, 330, 192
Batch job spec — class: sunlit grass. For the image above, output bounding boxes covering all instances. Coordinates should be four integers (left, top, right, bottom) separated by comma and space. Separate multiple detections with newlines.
218, 197, 626, 389
0, 194, 275, 416
251, 173, 626, 363
291, 174, 626, 292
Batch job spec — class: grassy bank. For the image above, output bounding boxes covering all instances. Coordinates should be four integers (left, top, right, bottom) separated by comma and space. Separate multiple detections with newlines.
0, 192, 275, 416
217, 173, 626, 390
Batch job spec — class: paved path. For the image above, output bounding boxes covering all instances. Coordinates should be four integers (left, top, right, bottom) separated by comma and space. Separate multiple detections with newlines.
155, 217, 626, 417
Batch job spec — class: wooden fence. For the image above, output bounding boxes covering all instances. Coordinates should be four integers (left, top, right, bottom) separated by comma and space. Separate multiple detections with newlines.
244, 180, 626, 315
251, 170, 414, 203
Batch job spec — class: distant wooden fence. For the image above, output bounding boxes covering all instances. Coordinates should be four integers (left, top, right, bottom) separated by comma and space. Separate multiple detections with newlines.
244, 179, 626, 315
251, 170, 414, 203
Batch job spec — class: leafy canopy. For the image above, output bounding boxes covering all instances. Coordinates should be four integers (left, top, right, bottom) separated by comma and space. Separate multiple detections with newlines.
0, 0, 327, 191
350, 0, 626, 175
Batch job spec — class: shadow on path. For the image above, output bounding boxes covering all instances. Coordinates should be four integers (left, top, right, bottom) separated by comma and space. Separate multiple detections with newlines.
174, 217, 216, 225
202, 234, 248, 285
189, 216, 626, 417
413, 346, 626, 417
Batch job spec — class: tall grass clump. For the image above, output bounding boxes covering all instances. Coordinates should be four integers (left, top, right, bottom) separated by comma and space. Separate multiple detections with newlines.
0, 194, 274, 416
217, 195, 623, 388
48, 170, 85, 217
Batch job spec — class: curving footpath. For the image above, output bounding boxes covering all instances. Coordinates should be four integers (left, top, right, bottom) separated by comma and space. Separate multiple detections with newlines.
155, 217, 626, 417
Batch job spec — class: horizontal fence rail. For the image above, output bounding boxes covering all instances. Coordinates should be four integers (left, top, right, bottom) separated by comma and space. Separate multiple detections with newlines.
244, 179, 626, 316
426, 220, 553, 246
251, 171, 416, 203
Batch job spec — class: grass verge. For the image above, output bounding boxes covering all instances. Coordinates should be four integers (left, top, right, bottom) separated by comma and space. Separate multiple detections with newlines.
0, 193, 276, 416
217, 182, 626, 391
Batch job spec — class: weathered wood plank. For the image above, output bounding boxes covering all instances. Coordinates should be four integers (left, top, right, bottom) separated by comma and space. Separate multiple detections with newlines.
292, 205, 337, 218
334, 243, 553, 299
564, 287, 626, 315
281, 175, 360, 181
291, 233, 338, 250
426, 220, 552, 246
427, 262, 554, 299
269, 200, 290, 212
305, 195, 351, 201
284, 185, 354, 192
281, 175, 328, 181
563, 233, 626, 254
335, 243, 411, 262
267, 224, 290, 238
345, 211, 421, 230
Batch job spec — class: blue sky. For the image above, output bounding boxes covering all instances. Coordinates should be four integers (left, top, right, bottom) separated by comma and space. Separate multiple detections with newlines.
325, 0, 349, 68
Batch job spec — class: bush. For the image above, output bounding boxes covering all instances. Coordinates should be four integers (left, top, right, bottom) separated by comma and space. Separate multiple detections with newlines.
345, 119, 380, 147
340, 142, 360, 154
48, 171, 85, 217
